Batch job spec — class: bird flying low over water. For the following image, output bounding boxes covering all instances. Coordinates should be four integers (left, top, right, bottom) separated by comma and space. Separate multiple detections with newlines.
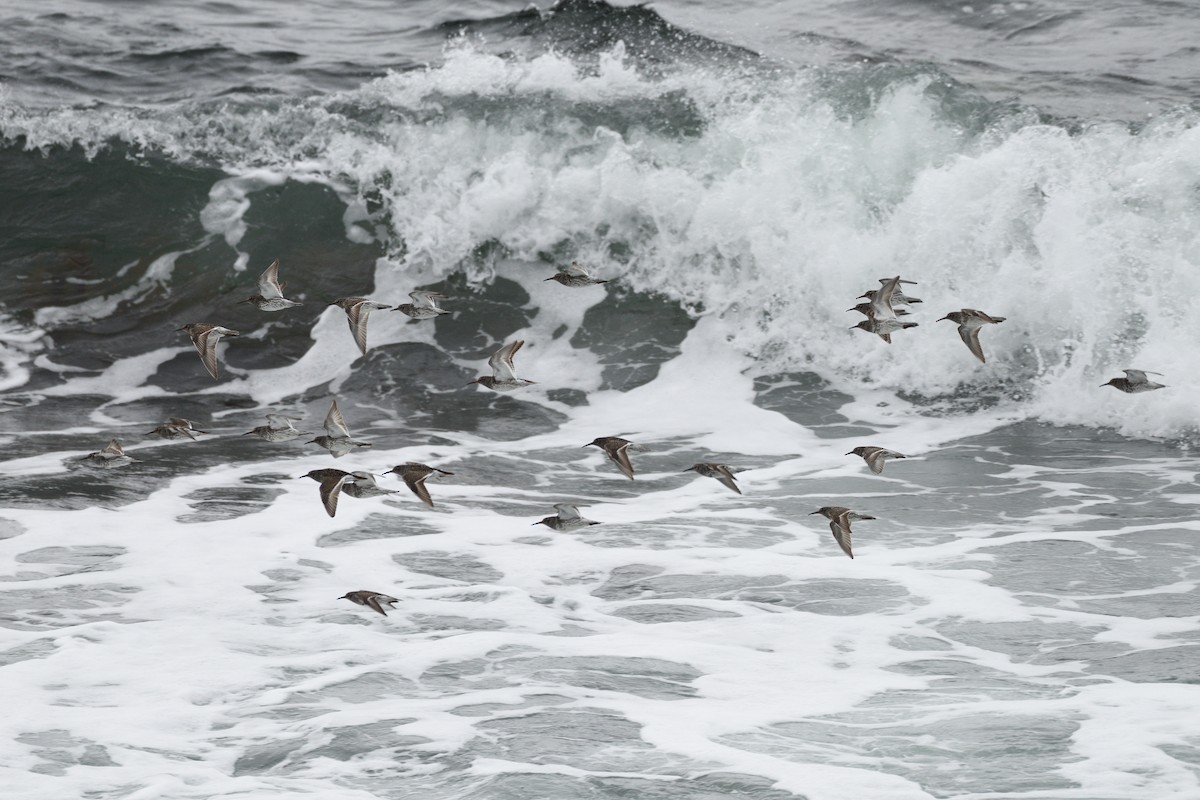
851, 276, 919, 344
240, 259, 302, 311
339, 590, 399, 616
684, 462, 742, 494
846, 446, 907, 475
469, 340, 536, 391
331, 297, 392, 356
243, 413, 306, 442
810, 506, 877, 559
146, 417, 208, 440
384, 462, 455, 507
79, 439, 136, 469
545, 261, 609, 287
534, 503, 600, 530
1102, 369, 1166, 393
585, 436, 637, 480
395, 290, 451, 320
308, 399, 371, 458
178, 323, 239, 380
938, 308, 1006, 363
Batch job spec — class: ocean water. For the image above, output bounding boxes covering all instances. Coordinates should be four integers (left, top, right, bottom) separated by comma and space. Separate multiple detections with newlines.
2, 1, 1200, 798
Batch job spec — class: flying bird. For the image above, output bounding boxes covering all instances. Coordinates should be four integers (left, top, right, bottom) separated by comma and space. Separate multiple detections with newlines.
846, 446, 907, 475
307, 399, 371, 458
394, 290, 451, 320
810, 506, 877, 559
534, 503, 600, 530
178, 323, 239, 380
468, 340, 536, 391
1102, 369, 1166, 393
331, 297, 392, 356
684, 462, 742, 494
585, 436, 637, 480
239, 259, 302, 311
545, 261, 609, 287
937, 308, 1006, 363
384, 462, 455, 507
338, 590, 400, 616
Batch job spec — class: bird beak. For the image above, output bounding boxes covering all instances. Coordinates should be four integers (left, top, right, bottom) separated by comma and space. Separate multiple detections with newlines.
844, 451, 854, 455
543, 277, 555, 281
808, 511, 821, 515
175, 325, 187, 331
936, 316, 950, 322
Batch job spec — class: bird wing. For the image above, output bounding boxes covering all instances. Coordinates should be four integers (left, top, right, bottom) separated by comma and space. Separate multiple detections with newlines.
409, 290, 446, 309
554, 503, 582, 520
365, 593, 398, 615
870, 276, 901, 320
343, 301, 372, 356
400, 466, 435, 508
318, 472, 349, 518
101, 439, 124, 457
829, 513, 855, 559
324, 400, 351, 438
1122, 369, 1160, 383
266, 413, 299, 429
489, 340, 524, 381
193, 328, 222, 380
957, 325, 987, 363
609, 441, 635, 480
712, 464, 742, 494
257, 260, 284, 299
563, 262, 590, 278
863, 448, 887, 474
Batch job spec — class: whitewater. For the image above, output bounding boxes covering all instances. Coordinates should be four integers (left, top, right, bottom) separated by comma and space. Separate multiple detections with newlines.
2, 1, 1200, 798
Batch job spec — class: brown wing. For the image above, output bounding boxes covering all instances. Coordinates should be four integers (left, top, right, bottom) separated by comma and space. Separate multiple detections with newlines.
609, 442, 635, 480
863, 448, 886, 474
713, 464, 742, 494
958, 325, 986, 363
402, 467, 435, 507
318, 473, 348, 517
193, 328, 221, 380
344, 301, 370, 356
830, 512, 855, 559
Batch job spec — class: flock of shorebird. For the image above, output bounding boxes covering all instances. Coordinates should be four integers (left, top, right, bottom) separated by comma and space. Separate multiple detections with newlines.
74, 262, 1166, 614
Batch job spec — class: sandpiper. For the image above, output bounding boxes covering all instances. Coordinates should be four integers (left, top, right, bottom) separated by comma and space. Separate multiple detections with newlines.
239, 259, 302, 311
1102, 369, 1166, 393
534, 503, 600, 530
585, 436, 637, 480
384, 462, 454, 508
545, 261, 609, 287
146, 417, 208, 440
331, 297, 392, 356
938, 309, 1006, 363
178, 323, 239, 380
684, 462, 742, 494
80, 439, 136, 469
852, 276, 919, 344
859, 277, 923, 306
308, 399, 371, 458
468, 340, 536, 391
338, 590, 399, 616
846, 446, 907, 475
302, 468, 353, 517
394, 290, 450, 320
243, 413, 306, 442
810, 506, 877, 559
340, 470, 398, 500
